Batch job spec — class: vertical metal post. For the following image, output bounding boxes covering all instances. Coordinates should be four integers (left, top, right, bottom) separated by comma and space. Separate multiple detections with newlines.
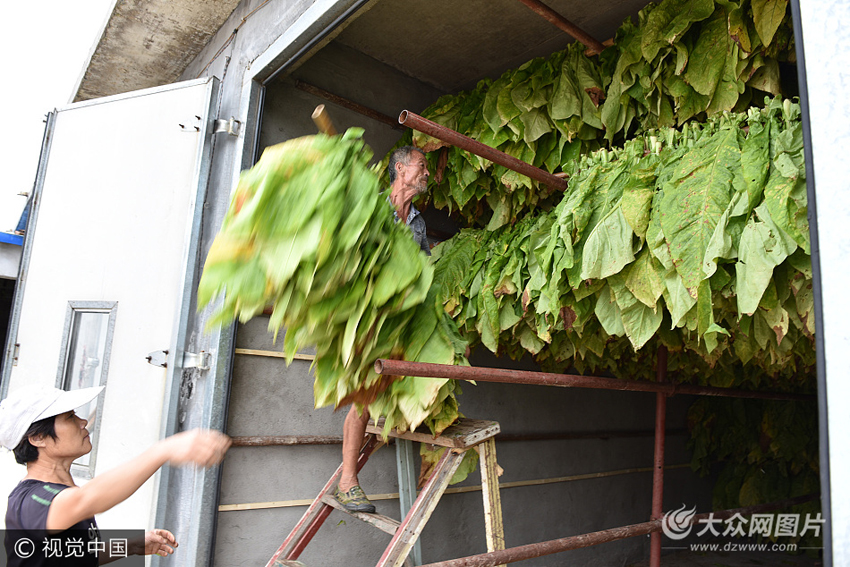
650, 346, 668, 567
397, 439, 422, 565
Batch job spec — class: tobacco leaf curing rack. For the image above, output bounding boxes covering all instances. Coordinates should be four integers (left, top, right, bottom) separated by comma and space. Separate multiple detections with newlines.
264, 13, 818, 557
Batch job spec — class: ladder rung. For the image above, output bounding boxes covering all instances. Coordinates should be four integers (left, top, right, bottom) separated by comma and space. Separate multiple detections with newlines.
366, 418, 500, 449
319, 494, 401, 535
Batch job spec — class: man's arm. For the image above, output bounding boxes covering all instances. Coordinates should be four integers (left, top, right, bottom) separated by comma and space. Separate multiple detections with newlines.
45, 430, 230, 532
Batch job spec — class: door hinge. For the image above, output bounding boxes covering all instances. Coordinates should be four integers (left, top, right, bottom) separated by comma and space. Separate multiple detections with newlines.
214, 117, 241, 137
182, 350, 211, 371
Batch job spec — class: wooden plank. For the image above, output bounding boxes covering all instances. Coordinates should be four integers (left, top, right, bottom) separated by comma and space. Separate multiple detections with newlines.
366, 418, 500, 449
377, 449, 466, 567
477, 438, 505, 567
221, 464, 691, 512
319, 494, 400, 535
235, 347, 315, 361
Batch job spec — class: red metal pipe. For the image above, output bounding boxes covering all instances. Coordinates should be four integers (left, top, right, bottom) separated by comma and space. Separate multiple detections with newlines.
295, 80, 403, 130
282, 436, 380, 561
419, 494, 818, 567
374, 359, 814, 402
515, 0, 607, 54
650, 346, 668, 567
397, 110, 568, 191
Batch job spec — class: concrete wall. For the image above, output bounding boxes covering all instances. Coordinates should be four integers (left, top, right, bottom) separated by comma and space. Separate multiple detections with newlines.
260, 41, 444, 158
214, 317, 712, 566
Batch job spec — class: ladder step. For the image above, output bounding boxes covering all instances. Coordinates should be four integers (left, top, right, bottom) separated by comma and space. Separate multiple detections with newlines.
319, 494, 401, 535
367, 418, 500, 449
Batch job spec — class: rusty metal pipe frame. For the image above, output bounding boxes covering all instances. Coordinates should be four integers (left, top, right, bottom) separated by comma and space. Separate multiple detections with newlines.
374, 359, 814, 402
515, 0, 607, 55
398, 110, 569, 191
295, 80, 403, 131
650, 347, 668, 567
229, 429, 687, 447
419, 494, 819, 567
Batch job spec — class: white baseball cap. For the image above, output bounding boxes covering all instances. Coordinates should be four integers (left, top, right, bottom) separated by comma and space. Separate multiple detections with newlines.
0, 384, 104, 450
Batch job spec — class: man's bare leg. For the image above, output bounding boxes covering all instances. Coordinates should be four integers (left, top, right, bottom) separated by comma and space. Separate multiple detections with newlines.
339, 405, 369, 492
334, 406, 376, 512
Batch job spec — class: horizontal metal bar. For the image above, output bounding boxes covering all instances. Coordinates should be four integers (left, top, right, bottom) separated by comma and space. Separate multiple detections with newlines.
398, 110, 568, 190
420, 494, 819, 567
515, 0, 607, 54
229, 429, 686, 447
231, 435, 344, 446
296, 80, 403, 130
374, 359, 814, 402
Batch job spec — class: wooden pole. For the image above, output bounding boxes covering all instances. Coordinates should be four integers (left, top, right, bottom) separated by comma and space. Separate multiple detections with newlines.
311, 104, 337, 135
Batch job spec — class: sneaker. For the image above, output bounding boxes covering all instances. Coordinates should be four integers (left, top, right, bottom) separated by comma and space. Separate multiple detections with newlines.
334, 485, 376, 513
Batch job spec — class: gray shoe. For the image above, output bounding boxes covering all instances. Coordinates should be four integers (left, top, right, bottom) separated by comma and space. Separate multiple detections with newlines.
334, 485, 376, 513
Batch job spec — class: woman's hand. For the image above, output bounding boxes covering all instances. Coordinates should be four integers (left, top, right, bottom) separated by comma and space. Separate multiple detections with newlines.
144, 528, 178, 557
161, 429, 232, 468
117, 529, 176, 562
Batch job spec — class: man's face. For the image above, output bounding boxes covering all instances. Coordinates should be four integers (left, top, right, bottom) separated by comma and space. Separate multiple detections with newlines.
397, 152, 430, 195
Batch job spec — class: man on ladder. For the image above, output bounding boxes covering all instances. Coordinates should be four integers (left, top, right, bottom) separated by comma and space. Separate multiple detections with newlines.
334, 145, 432, 514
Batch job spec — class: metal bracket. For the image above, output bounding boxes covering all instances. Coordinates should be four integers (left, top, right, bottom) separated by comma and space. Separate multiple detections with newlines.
182, 350, 211, 371
214, 117, 241, 137
146, 349, 169, 368
178, 115, 202, 132
146, 350, 210, 370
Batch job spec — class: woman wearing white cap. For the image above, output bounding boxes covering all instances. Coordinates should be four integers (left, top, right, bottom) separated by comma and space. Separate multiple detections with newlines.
0, 384, 231, 565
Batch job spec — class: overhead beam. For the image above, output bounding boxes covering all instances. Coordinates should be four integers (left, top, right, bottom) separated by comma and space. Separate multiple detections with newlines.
514, 0, 607, 55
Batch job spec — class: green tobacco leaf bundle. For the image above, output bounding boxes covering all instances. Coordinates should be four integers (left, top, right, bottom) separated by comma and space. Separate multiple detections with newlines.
431, 100, 814, 390
198, 129, 468, 438
395, 0, 795, 228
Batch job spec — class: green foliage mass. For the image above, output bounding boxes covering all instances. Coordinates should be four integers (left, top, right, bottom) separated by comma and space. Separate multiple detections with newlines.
431, 99, 812, 390
688, 397, 821, 549
428, 98, 819, 520
395, 0, 795, 229
197, 129, 469, 439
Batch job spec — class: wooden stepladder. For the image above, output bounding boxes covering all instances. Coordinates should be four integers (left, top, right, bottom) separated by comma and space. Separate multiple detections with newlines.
266, 418, 505, 567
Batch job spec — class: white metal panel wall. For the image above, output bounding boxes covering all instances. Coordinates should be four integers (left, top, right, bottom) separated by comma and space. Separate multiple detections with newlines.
797, 0, 850, 564
1, 78, 216, 530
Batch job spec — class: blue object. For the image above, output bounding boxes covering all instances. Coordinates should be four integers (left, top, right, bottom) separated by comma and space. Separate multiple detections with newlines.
15, 198, 30, 234
0, 232, 23, 246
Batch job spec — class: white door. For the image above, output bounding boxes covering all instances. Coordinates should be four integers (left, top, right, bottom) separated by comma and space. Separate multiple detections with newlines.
0, 77, 219, 530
